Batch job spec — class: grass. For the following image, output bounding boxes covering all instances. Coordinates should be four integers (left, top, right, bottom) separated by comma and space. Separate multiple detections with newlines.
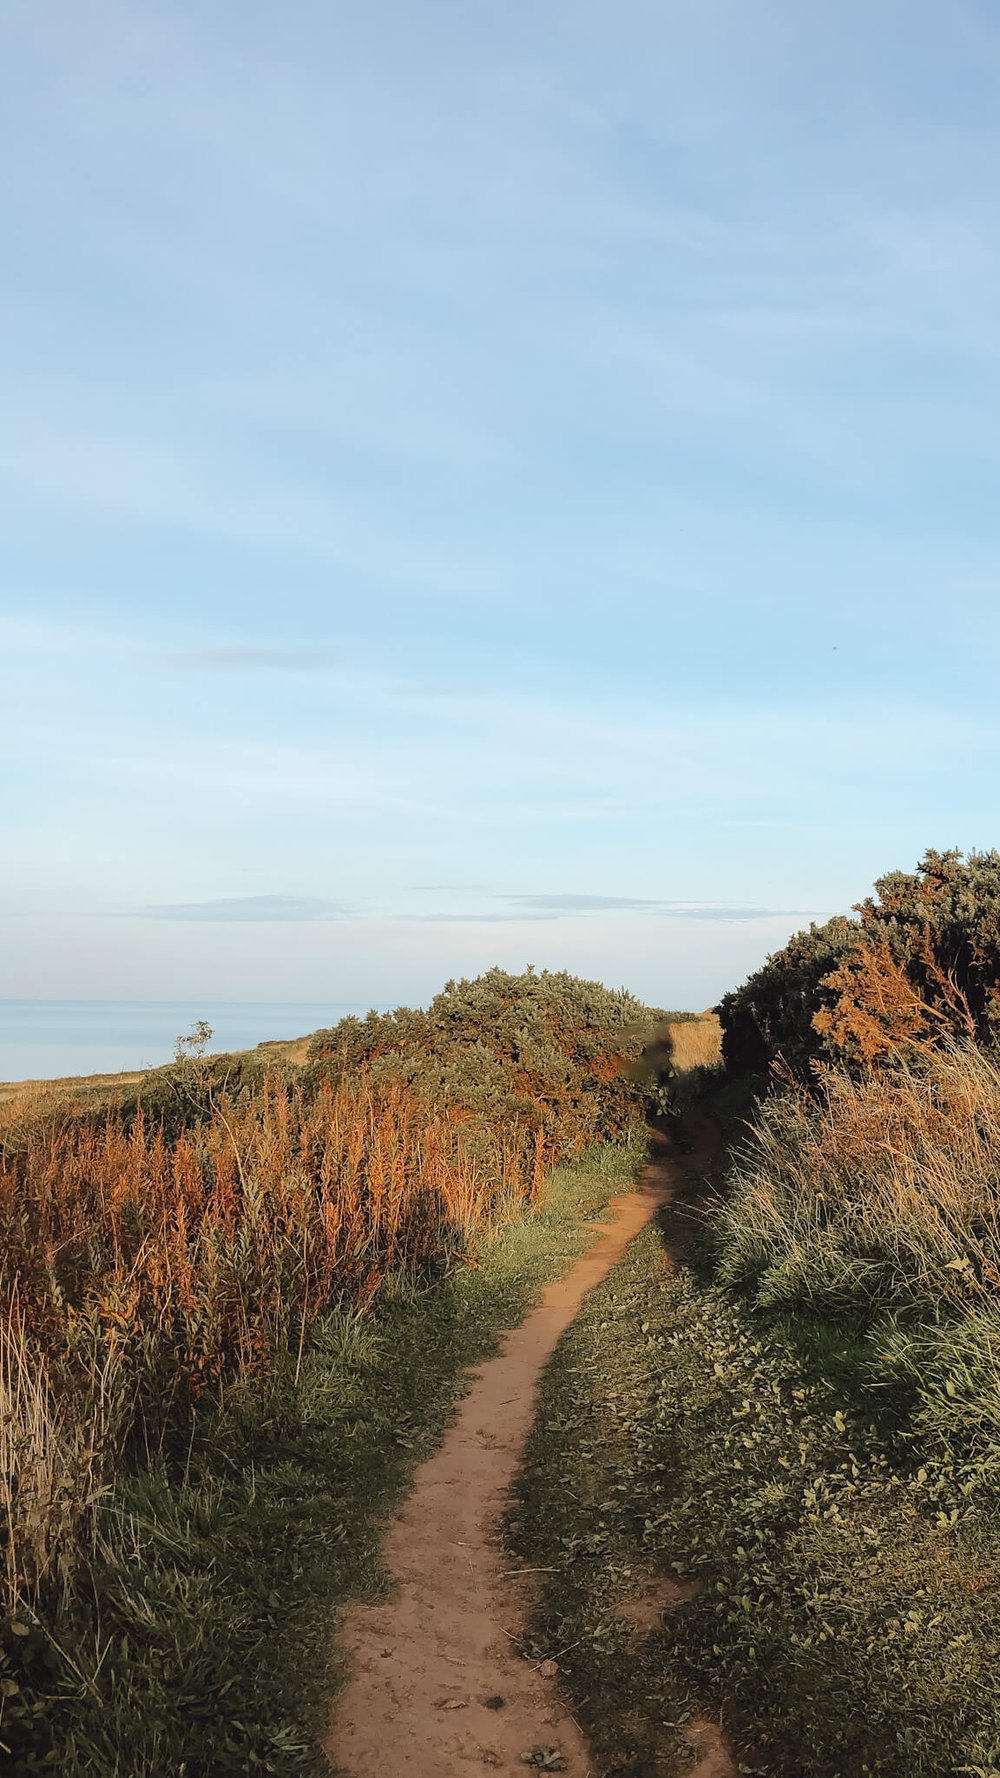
715, 1046, 1000, 1464
2, 1075, 550, 1619
3, 1137, 643, 1778
508, 1151, 1000, 1778
663, 1016, 722, 1074
717, 1046, 1000, 1317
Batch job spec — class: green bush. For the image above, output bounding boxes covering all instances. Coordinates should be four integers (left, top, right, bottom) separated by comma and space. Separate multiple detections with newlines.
717, 849, 1000, 1083
307, 967, 658, 1160
716, 916, 857, 1083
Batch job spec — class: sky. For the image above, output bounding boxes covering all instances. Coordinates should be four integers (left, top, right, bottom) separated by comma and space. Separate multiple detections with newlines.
3, 0, 1000, 1017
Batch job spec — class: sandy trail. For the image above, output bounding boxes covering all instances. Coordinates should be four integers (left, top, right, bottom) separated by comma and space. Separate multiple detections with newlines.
325, 1130, 734, 1778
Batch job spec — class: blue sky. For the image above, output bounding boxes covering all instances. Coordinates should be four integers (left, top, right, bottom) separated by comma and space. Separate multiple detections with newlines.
3, 0, 1000, 1013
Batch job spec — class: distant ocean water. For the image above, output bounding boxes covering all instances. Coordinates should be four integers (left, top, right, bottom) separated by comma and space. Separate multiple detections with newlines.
0, 1001, 390, 1084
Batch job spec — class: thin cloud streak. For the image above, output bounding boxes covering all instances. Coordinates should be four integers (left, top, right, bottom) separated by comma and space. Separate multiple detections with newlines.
138, 895, 353, 923
402, 912, 563, 925
404, 898, 832, 925
507, 894, 827, 920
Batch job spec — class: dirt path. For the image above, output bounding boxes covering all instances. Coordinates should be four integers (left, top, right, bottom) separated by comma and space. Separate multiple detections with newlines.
325, 1131, 735, 1778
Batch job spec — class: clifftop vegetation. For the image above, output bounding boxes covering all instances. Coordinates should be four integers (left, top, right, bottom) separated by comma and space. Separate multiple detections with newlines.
0, 965, 662, 1775
719, 847, 1000, 1080
513, 848, 1000, 1778
306, 967, 659, 1158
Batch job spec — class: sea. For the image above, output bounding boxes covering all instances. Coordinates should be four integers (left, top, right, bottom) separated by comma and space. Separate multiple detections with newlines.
0, 1001, 390, 1084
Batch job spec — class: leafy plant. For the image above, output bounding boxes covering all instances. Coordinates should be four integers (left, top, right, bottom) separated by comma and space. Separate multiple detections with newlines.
307, 967, 657, 1159
718, 850, 1000, 1082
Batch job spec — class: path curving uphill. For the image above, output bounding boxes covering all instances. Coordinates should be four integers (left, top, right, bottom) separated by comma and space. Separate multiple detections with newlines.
325, 1130, 734, 1778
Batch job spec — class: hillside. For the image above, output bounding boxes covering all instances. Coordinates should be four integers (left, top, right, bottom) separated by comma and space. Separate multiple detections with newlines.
9, 864, 1000, 1778
0, 1030, 313, 1109
513, 851, 1000, 1776
1, 973, 714, 1775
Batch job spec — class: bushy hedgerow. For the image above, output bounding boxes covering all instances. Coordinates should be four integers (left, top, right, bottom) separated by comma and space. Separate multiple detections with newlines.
716, 916, 858, 1083
307, 967, 659, 1161
718, 849, 1000, 1083
815, 848, 1000, 1065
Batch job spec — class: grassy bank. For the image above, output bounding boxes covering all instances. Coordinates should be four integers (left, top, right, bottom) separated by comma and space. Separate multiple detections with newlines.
4, 1139, 642, 1777
506, 855, 1000, 1776
3, 971, 657, 1624
508, 1152, 1000, 1778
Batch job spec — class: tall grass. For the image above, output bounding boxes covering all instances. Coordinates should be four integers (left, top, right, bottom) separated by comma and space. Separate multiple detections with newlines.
715, 1044, 1000, 1458
0, 1074, 546, 1617
665, 1013, 722, 1073
717, 1045, 1000, 1315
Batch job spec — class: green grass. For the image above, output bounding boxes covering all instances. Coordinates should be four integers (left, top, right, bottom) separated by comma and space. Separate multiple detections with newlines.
508, 1183, 1000, 1778
5, 1138, 643, 1778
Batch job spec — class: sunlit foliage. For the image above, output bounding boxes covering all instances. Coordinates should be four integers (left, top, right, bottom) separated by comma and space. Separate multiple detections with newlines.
719, 849, 1000, 1080
1, 969, 657, 1623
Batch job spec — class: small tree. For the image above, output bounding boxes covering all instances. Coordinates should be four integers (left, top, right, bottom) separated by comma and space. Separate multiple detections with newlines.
169, 1020, 215, 1116
175, 1019, 214, 1067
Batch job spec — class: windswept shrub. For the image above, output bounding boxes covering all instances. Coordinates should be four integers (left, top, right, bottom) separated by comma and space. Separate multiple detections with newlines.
814, 848, 1000, 1065
716, 917, 858, 1083
718, 849, 1000, 1082
307, 967, 656, 1156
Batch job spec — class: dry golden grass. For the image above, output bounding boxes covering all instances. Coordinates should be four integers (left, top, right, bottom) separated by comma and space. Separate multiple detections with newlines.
0, 1075, 136, 1122
717, 1043, 1000, 1314
0, 1310, 112, 1617
2, 977, 656, 1621
665, 1014, 722, 1073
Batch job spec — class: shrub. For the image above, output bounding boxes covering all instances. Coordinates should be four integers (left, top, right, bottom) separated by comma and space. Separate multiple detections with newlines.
814, 847, 1000, 1064
2, 968, 659, 1620
716, 917, 858, 1083
718, 849, 1000, 1082
307, 967, 656, 1159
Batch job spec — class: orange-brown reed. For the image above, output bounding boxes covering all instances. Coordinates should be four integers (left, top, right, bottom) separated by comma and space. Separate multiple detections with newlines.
1, 1074, 545, 1612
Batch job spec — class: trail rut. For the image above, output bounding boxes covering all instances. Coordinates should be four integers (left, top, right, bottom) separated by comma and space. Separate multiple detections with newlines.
325, 1133, 734, 1778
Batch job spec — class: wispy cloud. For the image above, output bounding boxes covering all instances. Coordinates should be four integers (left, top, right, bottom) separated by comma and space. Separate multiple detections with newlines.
507, 894, 823, 921
403, 911, 563, 924
154, 645, 338, 672
652, 903, 822, 922
403, 895, 827, 925
407, 883, 493, 893
137, 894, 353, 922
509, 893, 663, 912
